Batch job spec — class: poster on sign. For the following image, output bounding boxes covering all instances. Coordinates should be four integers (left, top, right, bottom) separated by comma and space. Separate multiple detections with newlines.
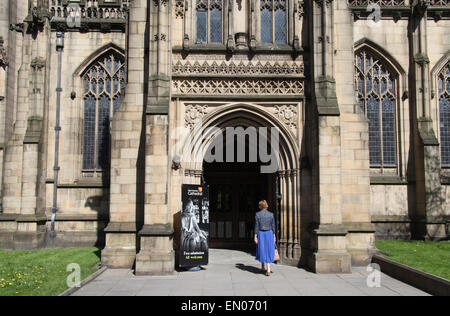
179, 184, 210, 268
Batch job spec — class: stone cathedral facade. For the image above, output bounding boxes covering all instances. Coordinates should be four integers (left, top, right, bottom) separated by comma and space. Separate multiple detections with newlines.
0, 0, 449, 274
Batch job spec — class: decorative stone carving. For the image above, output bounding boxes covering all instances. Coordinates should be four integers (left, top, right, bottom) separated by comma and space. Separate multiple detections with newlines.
298, 0, 305, 19
172, 60, 304, 77
49, 0, 130, 32
31, 57, 46, 71
0, 37, 7, 69
185, 104, 209, 128
275, 105, 298, 132
173, 78, 304, 96
175, 0, 185, 19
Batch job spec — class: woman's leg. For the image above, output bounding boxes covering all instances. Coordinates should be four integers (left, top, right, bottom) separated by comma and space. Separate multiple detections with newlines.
267, 263, 271, 274
261, 262, 265, 271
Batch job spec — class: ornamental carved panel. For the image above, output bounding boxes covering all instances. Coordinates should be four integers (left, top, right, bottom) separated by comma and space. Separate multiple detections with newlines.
172, 78, 304, 96
185, 104, 209, 128
275, 104, 298, 133
172, 60, 304, 77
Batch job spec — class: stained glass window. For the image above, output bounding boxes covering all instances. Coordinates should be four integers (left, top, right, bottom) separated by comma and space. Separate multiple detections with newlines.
196, 0, 222, 44
355, 50, 398, 168
82, 51, 125, 170
439, 62, 450, 166
261, 0, 287, 45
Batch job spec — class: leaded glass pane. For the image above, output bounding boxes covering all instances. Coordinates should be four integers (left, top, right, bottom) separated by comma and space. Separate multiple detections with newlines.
83, 95, 96, 169
355, 49, 398, 168
356, 54, 362, 70
439, 63, 450, 166
367, 95, 381, 166
98, 79, 104, 94
210, 7, 222, 43
366, 75, 372, 93
82, 51, 125, 171
441, 96, 450, 166
261, 1, 272, 44
382, 96, 396, 166
106, 77, 111, 93
92, 79, 97, 94
97, 95, 110, 169
84, 77, 90, 93
113, 96, 121, 114
196, 9, 207, 44
274, 5, 286, 44
357, 76, 363, 94
373, 79, 379, 93
113, 77, 120, 94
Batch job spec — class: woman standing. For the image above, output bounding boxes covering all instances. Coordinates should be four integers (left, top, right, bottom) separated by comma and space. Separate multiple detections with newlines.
254, 200, 276, 276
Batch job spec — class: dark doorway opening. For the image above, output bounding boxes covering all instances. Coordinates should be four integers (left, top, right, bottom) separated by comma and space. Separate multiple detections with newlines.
203, 128, 276, 250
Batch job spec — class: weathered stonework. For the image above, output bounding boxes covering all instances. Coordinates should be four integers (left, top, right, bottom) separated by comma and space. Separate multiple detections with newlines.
0, 0, 448, 275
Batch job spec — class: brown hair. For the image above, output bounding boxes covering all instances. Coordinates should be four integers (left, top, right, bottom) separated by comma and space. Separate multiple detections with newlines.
258, 200, 269, 210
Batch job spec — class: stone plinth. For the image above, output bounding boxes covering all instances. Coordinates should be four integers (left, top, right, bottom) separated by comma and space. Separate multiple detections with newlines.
135, 224, 175, 276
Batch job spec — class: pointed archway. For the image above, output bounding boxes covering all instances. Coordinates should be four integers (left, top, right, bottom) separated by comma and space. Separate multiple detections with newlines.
179, 103, 301, 264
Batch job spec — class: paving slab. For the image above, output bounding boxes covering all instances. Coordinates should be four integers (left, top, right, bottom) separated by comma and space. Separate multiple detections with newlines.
71, 249, 430, 296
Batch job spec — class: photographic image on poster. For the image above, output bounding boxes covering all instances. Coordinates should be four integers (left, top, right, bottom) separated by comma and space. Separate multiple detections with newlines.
180, 185, 209, 267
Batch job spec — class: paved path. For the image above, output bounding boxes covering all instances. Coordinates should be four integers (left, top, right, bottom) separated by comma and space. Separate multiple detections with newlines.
72, 249, 429, 296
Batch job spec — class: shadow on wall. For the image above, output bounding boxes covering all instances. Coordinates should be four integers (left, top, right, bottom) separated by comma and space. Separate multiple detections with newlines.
82, 118, 112, 256
297, 0, 315, 272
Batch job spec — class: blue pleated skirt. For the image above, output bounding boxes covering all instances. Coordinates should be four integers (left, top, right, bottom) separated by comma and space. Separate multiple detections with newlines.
255, 230, 275, 263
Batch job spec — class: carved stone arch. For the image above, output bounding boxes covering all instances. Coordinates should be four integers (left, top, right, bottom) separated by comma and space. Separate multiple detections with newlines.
69, 43, 126, 176
354, 38, 406, 173
430, 51, 450, 167
431, 50, 450, 100
354, 38, 406, 90
180, 103, 300, 173
73, 42, 126, 80
179, 103, 301, 262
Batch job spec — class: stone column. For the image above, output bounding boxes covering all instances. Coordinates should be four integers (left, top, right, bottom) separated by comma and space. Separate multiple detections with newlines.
2, 1, 51, 249
409, 2, 445, 240
0, 1, 9, 203
135, 0, 174, 275
308, 0, 351, 273
135, 115, 173, 275
101, 0, 148, 268
226, 0, 235, 51
334, 1, 376, 265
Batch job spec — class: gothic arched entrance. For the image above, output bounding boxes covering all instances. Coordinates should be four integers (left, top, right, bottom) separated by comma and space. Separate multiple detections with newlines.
181, 103, 301, 264
203, 135, 277, 250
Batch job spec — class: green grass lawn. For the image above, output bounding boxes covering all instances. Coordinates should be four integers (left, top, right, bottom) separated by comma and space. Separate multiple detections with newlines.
375, 240, 450, 281
0, 247, 100, 296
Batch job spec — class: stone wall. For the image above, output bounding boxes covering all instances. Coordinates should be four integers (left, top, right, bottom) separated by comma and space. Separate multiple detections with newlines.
43, 32, 125, 247
354, 16, 450, 241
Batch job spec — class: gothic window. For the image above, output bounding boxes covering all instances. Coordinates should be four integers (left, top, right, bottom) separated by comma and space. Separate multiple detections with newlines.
355, 50, 398, 168
82, 51, 126, 171
196, 0, 223, 44
260, 0, 287, 45
438, 62, 450, 167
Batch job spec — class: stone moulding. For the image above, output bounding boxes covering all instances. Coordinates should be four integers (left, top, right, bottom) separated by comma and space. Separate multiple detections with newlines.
138, 224, 174, 237
309, 223, 348, 236
349, 0, 450, 21
172, 60, 305, 77
172, 78, 304, 97
104, 222, 137, 233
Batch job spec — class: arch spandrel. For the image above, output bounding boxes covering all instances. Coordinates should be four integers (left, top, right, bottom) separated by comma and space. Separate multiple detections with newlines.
177, 103, 301, 174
